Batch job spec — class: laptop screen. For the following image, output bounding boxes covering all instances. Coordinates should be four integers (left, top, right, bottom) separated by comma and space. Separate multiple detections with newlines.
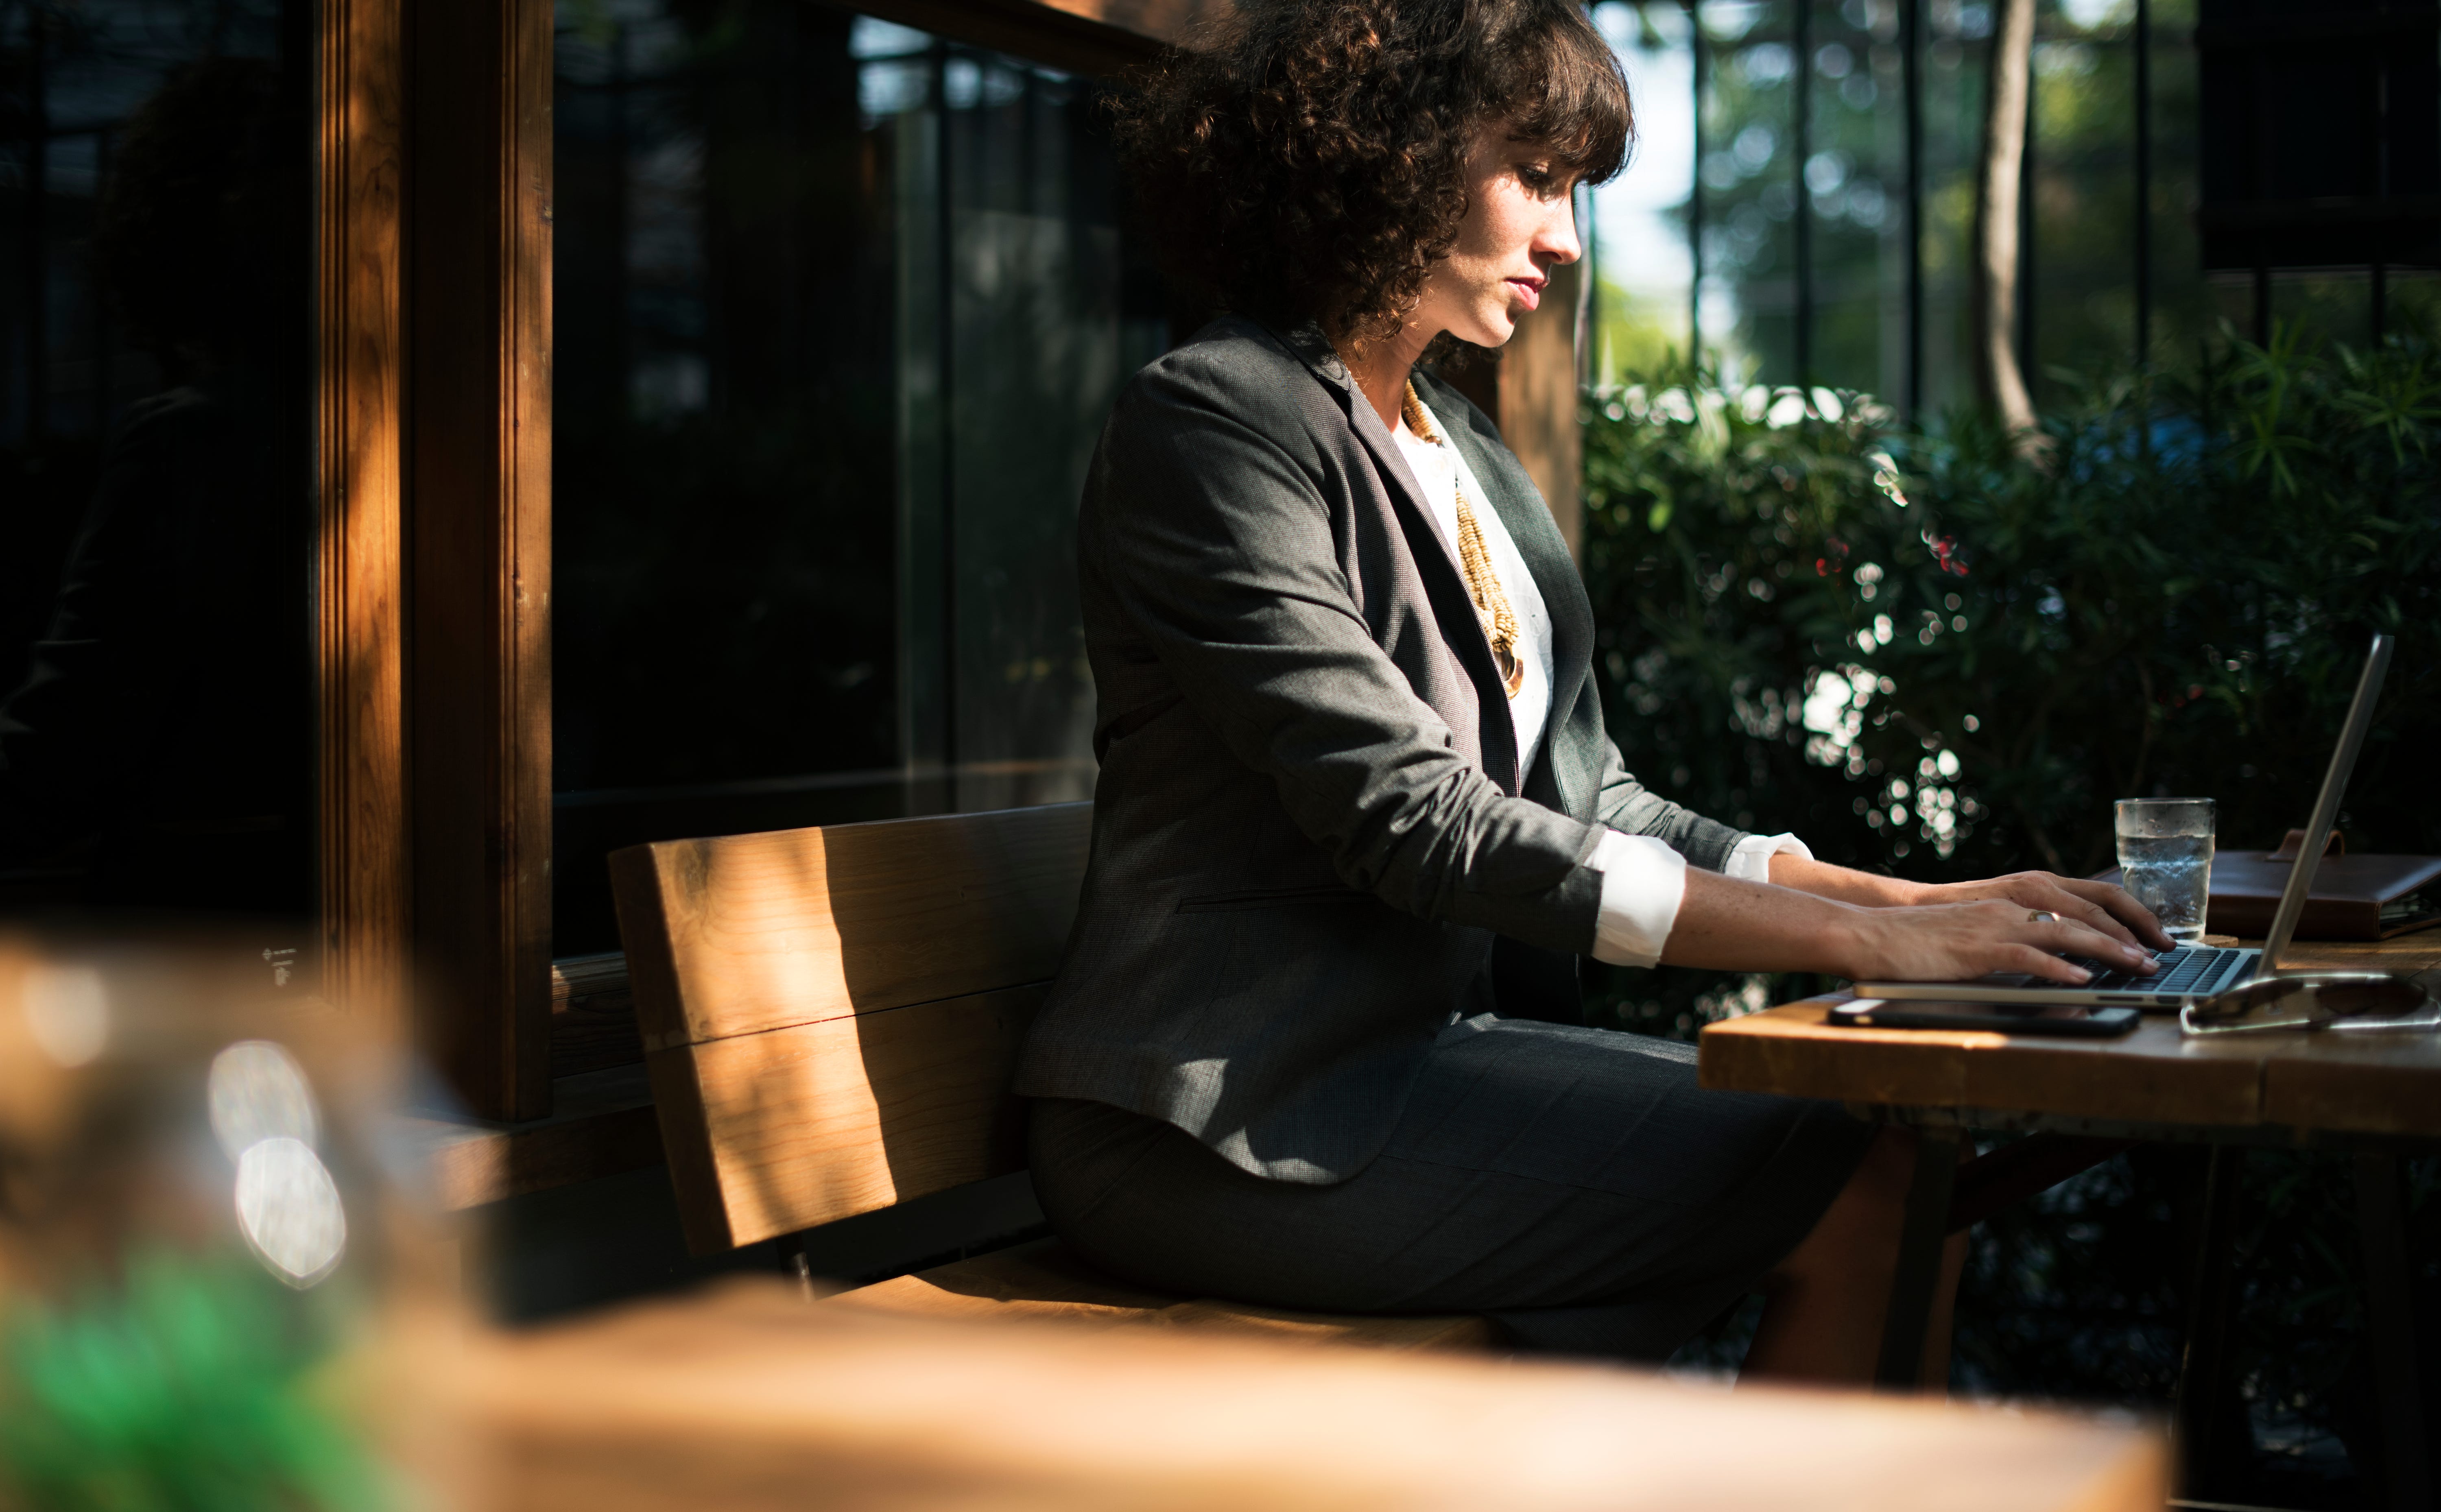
2261, 634, 2393, 971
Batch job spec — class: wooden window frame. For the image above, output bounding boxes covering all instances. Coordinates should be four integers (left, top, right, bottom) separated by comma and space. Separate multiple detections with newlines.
318, 0, 554, 1122
319, 0, 410, 1027
406, 0, 557, 1121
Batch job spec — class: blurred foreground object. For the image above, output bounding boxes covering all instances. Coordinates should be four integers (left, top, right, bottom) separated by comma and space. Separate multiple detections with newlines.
455, 1277, 2165, 1512
0, 934, 456, 1511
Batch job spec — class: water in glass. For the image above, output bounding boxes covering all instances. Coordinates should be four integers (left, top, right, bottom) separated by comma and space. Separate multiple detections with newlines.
2116, 798, 2216, 946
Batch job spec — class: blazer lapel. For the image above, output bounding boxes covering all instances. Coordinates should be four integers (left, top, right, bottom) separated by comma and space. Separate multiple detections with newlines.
1271, 323, 1524, 792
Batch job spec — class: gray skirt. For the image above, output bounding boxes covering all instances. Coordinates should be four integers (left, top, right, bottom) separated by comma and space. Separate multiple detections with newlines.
1028, 1012, 1879, 1363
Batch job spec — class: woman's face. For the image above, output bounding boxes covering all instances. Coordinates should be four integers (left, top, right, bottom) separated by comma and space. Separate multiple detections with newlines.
1417, 124, 1583, 349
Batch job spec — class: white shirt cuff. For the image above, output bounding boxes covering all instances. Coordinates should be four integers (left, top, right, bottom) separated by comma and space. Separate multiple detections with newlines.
1586, 830, 1688, 969
1724, 832, 1812, 884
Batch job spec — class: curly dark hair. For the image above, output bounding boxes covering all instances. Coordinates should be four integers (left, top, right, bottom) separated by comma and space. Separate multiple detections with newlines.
1114, 0, 1631, 350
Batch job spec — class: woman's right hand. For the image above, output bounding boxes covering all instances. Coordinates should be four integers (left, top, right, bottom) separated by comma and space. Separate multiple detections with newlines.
1836, 898, 2157, 985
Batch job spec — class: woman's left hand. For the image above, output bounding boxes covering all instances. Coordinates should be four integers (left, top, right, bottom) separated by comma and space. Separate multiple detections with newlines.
1908, 873, 2173, 952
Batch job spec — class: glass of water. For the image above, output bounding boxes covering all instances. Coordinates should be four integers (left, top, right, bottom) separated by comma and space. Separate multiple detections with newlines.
2116, 797, 2216, 946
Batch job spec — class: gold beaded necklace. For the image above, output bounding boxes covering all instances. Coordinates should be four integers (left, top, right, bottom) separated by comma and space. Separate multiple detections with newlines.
1401, 382, 1525, 699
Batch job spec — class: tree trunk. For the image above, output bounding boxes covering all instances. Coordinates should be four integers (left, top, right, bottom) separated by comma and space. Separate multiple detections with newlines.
1973, 0, 2038, 438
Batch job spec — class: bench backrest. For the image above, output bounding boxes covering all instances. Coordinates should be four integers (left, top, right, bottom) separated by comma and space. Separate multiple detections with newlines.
610, 803, 1092, 1254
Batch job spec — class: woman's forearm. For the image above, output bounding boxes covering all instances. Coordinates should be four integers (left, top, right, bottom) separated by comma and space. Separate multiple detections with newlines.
1657, 867, 1868, 975
1766, 852, 1926, 908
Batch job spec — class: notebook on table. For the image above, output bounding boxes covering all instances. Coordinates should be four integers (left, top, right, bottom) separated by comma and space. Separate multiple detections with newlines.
2097, 831, 2441, 942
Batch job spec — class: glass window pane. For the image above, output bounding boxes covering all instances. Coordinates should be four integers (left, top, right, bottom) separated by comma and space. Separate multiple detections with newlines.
941, 56, 1163, 814
0, 0, 318, 955
550, 0, 1161, 953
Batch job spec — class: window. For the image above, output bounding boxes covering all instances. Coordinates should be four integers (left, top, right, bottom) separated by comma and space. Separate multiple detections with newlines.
550, 0, 1166, 955
0, 0, 319, 950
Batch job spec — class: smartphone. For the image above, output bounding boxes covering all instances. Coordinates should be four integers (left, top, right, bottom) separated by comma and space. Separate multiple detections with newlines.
1829, 999, 2142, 1036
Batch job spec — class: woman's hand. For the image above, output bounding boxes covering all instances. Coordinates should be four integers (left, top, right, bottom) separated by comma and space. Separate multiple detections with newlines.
1903, 873, 2172, 953
1664, 868, 2163, 984
1762, 855, 2175, 953
1836, 898, 2159, 986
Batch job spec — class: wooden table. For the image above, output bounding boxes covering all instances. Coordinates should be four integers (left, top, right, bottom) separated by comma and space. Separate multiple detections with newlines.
1699, 933, 2441, 1510
456, 1276, 2166, 1512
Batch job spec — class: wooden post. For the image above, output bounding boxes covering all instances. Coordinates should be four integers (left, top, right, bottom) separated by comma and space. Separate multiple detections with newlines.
318, 0, 410, 1028
1498, 255, 1585, 561
408, 0, 556, 1120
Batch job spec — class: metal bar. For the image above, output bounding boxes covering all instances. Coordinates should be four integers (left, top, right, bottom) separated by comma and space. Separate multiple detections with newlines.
779, 1230, 821, 1300
1794, 0, 1812, 385
2354, 1154, 2431, 1512
609, 21, 633, 418
1903, 0, 1923, 419
1874, 1127, 1960, 1390
1688, 0, 1704, 362
1020, 63, 1040, 217
933, 41, 960, 812
2245, 27, 2270, 348
2134, 0, 2151, 371
2173, 1147, 2243, 1500
24, 12, 49, 444
2198, 194, 2441, 230
91, 128, 111, 438
2373, 44, 2391, 345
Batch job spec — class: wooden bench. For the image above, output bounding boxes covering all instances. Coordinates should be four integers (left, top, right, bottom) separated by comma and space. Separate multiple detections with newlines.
609, 801, 1493, 1351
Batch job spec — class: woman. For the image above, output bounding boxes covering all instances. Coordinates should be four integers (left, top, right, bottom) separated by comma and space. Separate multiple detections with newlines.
1013, 0, 2166, 1382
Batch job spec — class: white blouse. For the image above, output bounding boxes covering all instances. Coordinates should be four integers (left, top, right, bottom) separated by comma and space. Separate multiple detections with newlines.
1390, 412, 1555, 777
1395, 392, 1808, 969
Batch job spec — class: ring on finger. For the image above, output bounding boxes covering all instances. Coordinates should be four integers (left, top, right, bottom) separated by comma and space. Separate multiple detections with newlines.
2026, 909, 2059, 925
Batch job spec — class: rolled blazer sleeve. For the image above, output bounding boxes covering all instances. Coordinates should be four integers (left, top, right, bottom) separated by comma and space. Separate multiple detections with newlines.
1087, 370, 1605, 957
1590, 732, 1749, 874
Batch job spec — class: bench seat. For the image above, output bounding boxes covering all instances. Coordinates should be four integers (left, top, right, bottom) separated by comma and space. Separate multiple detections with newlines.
611, 802, 1496, 1351
825, 1236, 1496, 1351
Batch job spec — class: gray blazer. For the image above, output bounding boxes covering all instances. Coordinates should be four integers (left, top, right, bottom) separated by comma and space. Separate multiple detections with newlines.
1013, 317, 1749, 1183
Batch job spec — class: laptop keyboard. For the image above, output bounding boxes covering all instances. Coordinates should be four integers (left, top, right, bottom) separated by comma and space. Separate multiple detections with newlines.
2066, 946, 2251, 996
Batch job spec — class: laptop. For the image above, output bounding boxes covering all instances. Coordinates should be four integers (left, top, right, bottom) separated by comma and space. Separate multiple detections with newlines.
1854, 633, 2394, 1011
